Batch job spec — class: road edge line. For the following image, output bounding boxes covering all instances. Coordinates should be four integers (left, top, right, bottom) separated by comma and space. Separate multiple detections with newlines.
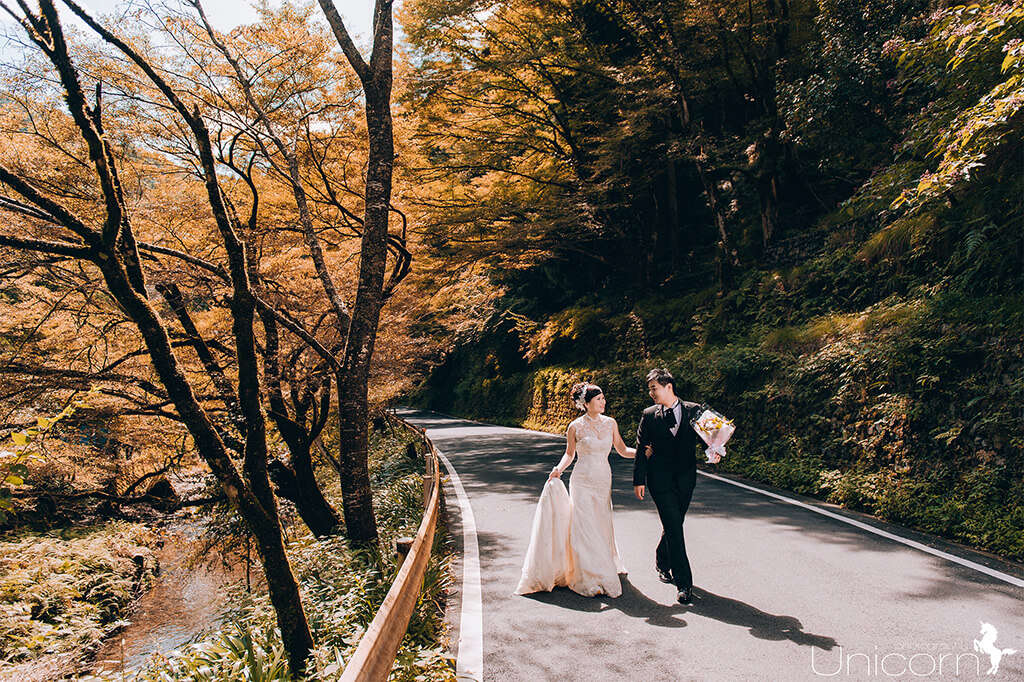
698, 470, 1024, 588
436, 448, 485, 680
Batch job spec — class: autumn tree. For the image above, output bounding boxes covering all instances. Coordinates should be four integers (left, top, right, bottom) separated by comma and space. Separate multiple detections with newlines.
0, 0, 406, 671
402, 0, 639, 293
0, 0, 318, 666
154, 0, 408, 544
1, 0, 409, 547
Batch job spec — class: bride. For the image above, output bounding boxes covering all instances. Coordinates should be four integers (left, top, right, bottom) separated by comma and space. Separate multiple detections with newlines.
515, 382, 636, 597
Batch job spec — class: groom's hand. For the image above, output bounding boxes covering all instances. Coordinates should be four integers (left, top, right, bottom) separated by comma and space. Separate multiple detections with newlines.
634, 485, 645, 500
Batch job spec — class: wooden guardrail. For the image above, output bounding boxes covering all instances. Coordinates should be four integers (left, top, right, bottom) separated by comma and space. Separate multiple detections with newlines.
340, 412, 442, 682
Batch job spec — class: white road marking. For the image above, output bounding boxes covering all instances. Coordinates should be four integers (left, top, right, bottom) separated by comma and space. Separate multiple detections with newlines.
698, 470, 1024, 588
415, 408, 1022, 671
436, 448, 484, 681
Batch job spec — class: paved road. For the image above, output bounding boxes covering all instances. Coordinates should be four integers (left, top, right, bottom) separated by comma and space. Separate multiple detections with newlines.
398, 409, 1024, 681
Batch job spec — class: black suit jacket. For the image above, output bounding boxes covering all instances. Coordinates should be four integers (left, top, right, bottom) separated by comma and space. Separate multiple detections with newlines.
633, 401, 701, 488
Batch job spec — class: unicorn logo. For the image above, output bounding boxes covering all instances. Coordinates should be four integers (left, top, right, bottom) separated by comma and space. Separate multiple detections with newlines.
973, 622, 1016, 675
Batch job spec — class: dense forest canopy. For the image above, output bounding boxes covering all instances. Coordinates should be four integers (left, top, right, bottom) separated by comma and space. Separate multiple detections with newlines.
399, 0, 1021, 301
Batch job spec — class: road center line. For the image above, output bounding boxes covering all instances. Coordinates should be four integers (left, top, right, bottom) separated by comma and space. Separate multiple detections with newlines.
436, 448, 484, 681
698, 470, 1024, 588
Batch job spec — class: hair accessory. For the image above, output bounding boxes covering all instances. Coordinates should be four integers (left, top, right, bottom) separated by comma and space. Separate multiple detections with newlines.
574, 382, 590, 411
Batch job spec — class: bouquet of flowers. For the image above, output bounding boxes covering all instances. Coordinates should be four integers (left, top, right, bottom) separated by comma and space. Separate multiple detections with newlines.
690, 405, 735, 464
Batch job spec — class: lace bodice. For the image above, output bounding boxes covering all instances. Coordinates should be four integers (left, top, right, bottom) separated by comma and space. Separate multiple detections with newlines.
572, 414, 614, 443
569, 414, 614, 496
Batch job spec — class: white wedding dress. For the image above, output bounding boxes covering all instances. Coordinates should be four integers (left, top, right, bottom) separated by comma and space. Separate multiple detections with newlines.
515, 414, 626, 597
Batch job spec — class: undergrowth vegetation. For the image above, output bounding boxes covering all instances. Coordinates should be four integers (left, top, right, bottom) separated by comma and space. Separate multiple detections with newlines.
0, 523, 160, 665
82, 425, 453, 681
4, 426, 452, 681
416, 234, 1024, 562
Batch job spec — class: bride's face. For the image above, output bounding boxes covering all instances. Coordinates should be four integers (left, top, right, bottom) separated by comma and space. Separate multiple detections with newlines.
588, 393, 606, 413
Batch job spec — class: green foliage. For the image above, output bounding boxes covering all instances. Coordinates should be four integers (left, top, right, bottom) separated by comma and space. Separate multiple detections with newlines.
891, 2, 1024, 212
78, 625, 291, 682
676, 281, 1024, 560
780, 0, 928, 202
420, 247, 1024, 561
412, 317, 533, 426
847, 2, 1024, 291
403, 0, 833, 303
0, 522, 160, 664
0, 389, 96, 521
410, 0, 1024, 569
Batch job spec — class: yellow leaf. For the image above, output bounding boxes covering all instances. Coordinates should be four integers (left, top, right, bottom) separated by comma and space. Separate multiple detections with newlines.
11, 433, 27, 446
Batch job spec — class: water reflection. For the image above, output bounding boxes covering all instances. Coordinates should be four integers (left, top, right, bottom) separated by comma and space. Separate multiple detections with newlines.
91, 530, 244, 674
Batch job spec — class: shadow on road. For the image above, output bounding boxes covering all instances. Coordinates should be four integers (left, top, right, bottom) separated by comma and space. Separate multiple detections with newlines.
402, 408, 1024, 680
688, 588, 840, 650
400, 408, 954, 565
520, 579, 839, 650
476, 530, 517, 563
521, 577, 688, 629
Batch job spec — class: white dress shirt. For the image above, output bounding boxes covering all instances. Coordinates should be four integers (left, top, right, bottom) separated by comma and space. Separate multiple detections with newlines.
669, 400, 682, 437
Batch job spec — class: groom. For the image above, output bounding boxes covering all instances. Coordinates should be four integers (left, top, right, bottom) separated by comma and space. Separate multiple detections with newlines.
633, 368, 702, 604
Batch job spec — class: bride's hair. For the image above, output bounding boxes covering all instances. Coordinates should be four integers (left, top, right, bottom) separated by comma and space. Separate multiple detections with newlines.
571, 382, 603, 411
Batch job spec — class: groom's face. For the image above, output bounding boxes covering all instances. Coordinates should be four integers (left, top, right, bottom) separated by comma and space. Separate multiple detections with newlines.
648, 380, 675, 406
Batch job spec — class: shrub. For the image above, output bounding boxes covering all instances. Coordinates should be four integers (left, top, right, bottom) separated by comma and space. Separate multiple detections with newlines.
0, 522, 159, 664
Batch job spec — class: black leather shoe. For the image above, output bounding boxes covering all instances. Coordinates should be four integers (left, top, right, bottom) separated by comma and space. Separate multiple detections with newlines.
676, 587, 693, 604
657, 568, 673, 584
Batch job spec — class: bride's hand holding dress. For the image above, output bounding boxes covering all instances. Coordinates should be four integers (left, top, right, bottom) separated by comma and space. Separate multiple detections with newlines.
516, 411, 635, 598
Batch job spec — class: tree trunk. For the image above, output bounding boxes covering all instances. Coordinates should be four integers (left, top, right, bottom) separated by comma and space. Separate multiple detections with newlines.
247, 517, 314, 673
316, 0, 396, 548
758, 131, 783, 248
333, 79, 392, 546
334, 378, 376, 546
269, 451, 341, 537
666, 159, 681, 272
95, 261, 314, 674
694, 158, 740, 272
291, 442, 342, 535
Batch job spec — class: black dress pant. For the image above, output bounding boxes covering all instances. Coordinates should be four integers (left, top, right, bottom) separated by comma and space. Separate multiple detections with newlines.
650, 466, 697, 590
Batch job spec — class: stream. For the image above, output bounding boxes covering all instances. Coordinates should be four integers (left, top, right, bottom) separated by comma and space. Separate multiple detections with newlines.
91, 525, 246, 675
